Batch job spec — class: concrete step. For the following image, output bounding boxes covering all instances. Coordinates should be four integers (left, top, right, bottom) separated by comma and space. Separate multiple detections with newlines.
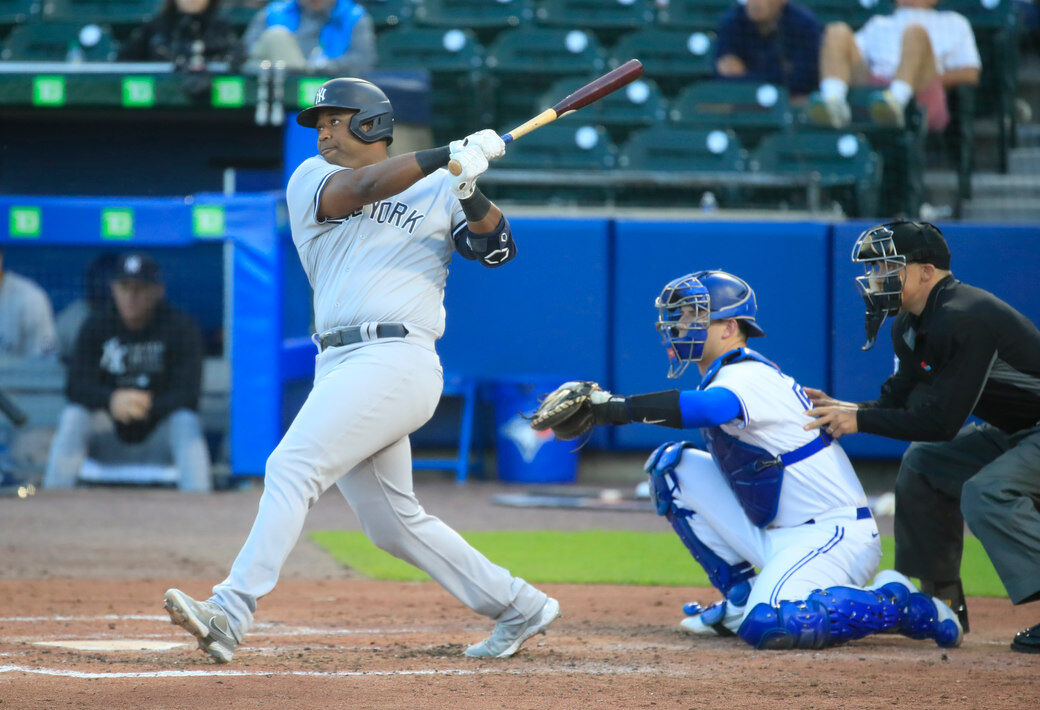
963, 198, 1040, 222
969, 172, 1040, 199
1009, 146, 1040, 174
1018, 122, 1040, 147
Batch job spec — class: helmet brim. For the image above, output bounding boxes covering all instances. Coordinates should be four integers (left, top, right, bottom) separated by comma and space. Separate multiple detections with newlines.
296, 105, 324, 128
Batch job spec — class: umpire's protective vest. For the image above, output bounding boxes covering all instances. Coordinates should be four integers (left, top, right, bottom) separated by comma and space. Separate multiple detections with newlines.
266, 0, 364, 58
698, 348, 831, 528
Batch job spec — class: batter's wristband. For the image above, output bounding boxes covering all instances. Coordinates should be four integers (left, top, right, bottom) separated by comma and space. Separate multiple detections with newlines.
459, 188, 492, 222
415, 146, 451, 176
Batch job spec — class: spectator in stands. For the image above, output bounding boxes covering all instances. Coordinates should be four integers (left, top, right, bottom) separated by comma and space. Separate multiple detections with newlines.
714, 0, 822, 99
0, 244, 58, 359
43, 252, 211, 492
55, 253, 120, 364
117, 0, 242, 66
811, 0, 981, 131
242, 0, 376, 75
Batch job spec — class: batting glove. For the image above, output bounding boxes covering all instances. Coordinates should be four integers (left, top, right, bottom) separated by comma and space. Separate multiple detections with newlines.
449, 129, 506, 161
448, 146, 489, 200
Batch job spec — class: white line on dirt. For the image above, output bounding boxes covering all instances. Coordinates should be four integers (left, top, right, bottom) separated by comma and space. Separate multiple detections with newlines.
0, 664, 658, 679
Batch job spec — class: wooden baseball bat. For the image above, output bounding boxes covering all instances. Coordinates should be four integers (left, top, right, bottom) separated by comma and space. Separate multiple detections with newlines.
447, 59, 644, 176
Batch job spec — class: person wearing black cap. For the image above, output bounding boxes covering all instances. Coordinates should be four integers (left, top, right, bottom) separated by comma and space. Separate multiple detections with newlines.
804, 220, 1040, 654
43, 252, 211, 492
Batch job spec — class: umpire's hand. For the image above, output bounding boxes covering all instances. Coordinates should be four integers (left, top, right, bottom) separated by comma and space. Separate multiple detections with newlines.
803, 388, 859, 439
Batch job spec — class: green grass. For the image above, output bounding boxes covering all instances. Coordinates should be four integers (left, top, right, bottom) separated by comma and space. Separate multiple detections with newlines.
310, 529, 1007, 597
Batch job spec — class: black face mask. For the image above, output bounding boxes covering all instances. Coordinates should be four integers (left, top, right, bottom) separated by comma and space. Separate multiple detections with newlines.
852, 225, 905, 351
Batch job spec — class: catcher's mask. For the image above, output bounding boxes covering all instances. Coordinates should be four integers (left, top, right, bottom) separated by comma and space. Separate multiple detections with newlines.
655, 274, 710, 379
851, 221, 948, 350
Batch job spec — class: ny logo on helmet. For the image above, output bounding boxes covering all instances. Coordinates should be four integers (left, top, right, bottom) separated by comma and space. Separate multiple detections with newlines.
315, 87, 327, 103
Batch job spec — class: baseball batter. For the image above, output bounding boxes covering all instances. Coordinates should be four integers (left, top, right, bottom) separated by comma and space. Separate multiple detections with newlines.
163, 78, 559, 662
532, 270, 962, 650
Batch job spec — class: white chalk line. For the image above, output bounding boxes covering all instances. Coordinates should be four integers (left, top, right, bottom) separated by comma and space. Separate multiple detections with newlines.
0, 664, 661, 680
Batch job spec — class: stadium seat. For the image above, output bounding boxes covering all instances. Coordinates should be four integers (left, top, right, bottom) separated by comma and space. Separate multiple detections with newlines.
655, 0, 734, 31
485, 26, 608, 128
377, 26, 491, 143
41, 0, 159, 26
2, 19, 117, 61
220, 0, 260, 31
537, 75, 668, 146
800, 0, 879, 30
536, 0, 656, 44
617, 125, 748, 206
360, 0, 414, 31
670, 80, 793, 149
608, 27, 716, 97
0, 0, 37, 25
414, 0, 534, 44
487, 123, 617, 204
751, 130, 882, 217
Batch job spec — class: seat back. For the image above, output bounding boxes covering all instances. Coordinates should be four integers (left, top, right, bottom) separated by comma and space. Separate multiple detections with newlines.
537, 0, 655, 43
538, 75, 668, 144
656, 0, 735, 31
619, 126, 746, 173
670, 80, 793, 147
415, 0, 535, 30
608, 27, 715, 96
2, 19, 117, 61
496, 123, 617, 171
41, 0, 159, 25
360, 0, 415, 30
377, 26, 484, 73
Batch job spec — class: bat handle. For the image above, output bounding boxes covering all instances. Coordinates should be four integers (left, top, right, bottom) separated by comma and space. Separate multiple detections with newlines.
447, 133, 511, 177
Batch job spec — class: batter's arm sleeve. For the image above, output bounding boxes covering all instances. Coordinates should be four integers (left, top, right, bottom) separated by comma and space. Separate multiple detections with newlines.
65, 315, 115, 410
150, 315, 203, 419
856, 319, 997, 441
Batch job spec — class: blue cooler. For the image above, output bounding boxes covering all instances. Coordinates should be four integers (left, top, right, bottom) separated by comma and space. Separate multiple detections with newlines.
492, 377, 578, 484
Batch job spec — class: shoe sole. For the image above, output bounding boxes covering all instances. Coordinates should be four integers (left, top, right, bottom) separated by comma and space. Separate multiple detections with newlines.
1011, 641, 1040, 654
678, 615, 739, 637
466, 599, 562, 659
163, 589, 234, 663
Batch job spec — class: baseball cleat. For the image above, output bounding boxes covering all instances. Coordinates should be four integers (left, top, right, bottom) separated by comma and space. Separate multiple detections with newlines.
1011, 622, 1040, 654
164, 588, 238, 663
464, 597, 561, 659
679, 599, 745, 637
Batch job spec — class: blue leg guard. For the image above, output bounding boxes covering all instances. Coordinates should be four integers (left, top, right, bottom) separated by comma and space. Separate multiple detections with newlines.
738, 585, 909, 650
645, 441, 755, 599
738, 600, 830, 650
872, 571, 963, 648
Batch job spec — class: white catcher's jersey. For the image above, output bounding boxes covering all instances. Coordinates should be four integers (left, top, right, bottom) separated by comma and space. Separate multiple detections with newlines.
285, 156, 467, 339
706, 360, 867, 529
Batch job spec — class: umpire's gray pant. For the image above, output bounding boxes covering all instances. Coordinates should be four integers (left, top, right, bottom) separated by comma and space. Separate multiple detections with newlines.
894, 422, 1040, 604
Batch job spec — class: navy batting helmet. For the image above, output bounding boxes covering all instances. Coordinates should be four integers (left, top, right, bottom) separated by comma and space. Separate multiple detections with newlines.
296, 77, 394, 145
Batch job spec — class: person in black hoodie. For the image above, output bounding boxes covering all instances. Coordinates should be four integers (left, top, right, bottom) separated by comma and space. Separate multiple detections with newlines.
44, 252, 211, 492
804, 220, 1040, 655
118, 0, 242, 97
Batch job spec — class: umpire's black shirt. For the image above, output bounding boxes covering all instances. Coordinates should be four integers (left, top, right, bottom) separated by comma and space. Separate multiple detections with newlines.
857, 275, 1040, 441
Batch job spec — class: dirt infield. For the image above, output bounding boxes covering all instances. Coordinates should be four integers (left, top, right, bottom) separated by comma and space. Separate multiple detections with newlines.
3, 481, 1039, 709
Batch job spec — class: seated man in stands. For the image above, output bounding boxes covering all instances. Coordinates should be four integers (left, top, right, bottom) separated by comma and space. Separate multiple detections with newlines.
242, 0, 376, 75
0, 244, 58, 359
44, 253, 211, 492
715, 0, 822, 100
811, 0, 981, 131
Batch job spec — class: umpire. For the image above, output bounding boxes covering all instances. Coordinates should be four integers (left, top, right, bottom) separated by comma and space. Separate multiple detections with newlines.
805, 220, 1040, 654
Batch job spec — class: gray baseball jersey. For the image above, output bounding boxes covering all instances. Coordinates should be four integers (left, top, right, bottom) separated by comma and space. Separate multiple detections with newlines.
286, 156, 466, 339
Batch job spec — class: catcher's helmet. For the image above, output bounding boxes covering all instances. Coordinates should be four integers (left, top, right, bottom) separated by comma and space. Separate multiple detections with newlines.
691, 270, 766, 337
296, 77, 394, 145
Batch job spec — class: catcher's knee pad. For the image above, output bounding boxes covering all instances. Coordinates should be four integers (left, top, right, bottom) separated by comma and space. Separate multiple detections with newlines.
805, 586, 904, 645
737, 600, 829, 650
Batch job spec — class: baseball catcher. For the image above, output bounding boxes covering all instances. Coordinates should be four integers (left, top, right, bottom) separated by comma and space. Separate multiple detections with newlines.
530, 269, 963, 650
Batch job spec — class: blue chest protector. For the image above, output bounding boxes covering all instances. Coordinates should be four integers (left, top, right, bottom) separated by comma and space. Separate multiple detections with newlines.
699, 348, 831, 528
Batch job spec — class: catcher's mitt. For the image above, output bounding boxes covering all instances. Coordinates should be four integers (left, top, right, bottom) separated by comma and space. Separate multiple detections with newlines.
527, 381, 605, 440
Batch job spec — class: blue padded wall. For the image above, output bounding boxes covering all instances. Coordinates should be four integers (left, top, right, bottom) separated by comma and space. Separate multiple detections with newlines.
831, 222, 1040, 459
613, 220, 831, 450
